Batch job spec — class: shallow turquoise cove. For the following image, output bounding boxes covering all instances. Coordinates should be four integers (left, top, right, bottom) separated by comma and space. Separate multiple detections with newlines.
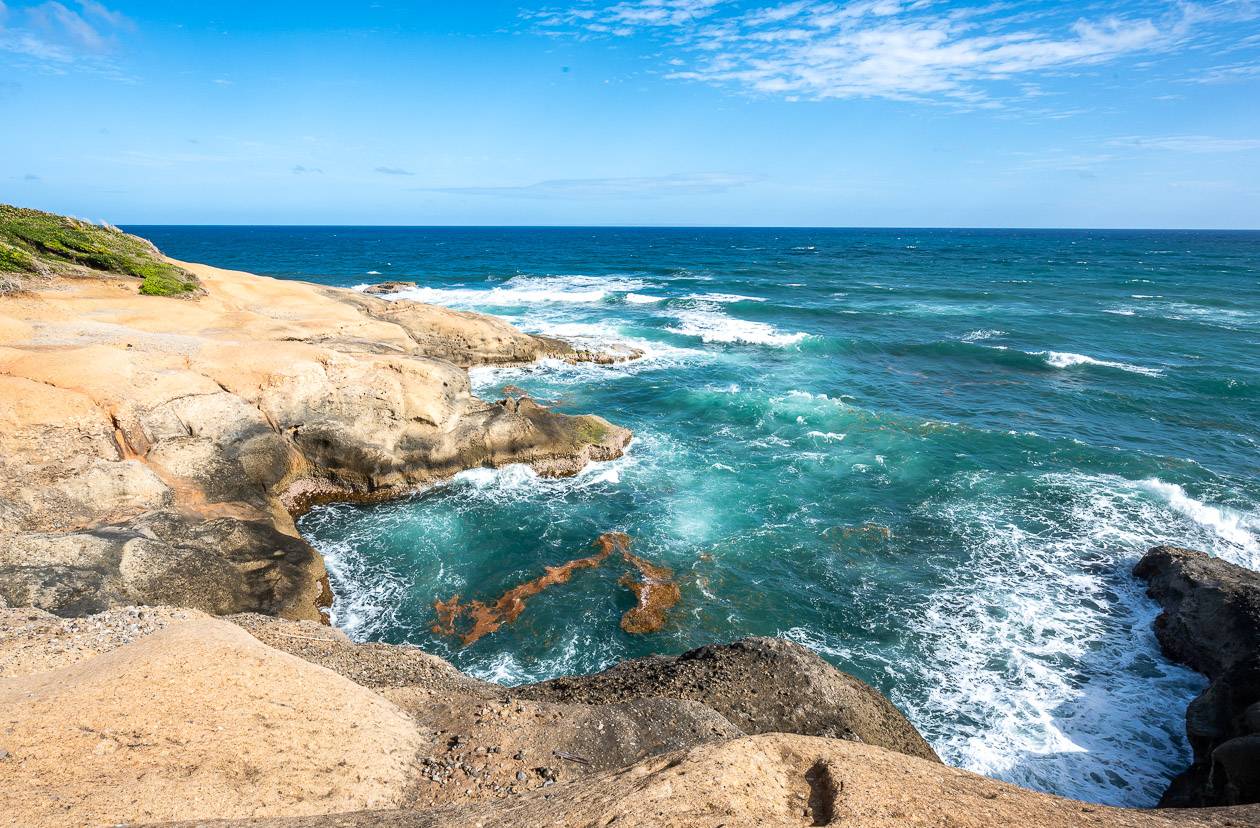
135, 226, 1260, 807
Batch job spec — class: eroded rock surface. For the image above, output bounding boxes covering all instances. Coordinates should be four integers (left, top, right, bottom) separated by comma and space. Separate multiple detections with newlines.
3, 608, 1257, 827
516, 635, 941, 763
158, 734, 1260, 828
1135, 546, 1260, 808
0, 612, 424, 827
0, 260, 630, 620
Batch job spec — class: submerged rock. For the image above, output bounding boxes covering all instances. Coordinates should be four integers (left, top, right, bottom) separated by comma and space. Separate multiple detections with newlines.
431, 532, 683, 644
1134, 545, 1260, 807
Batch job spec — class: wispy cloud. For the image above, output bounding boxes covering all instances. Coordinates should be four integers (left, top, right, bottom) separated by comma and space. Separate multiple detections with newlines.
292, 164, 324, 174
0, 0, 131, 73
528, 0, 726, 35
1108, 134, 1260, 153
527, 1, 1260, 105
420, 172, 761, 198
375, 166, 415, 176
1186, 60, 1260, 83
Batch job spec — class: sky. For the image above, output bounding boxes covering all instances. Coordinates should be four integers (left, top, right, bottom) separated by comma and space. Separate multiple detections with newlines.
1, 0, 1259, 227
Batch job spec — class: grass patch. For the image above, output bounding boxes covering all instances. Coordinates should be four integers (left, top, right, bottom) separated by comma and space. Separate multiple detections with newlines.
574, 417, 611, 445
0, 204, 200, 296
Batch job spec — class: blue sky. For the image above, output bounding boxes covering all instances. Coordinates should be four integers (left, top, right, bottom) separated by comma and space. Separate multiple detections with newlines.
1, 0, 1258, 226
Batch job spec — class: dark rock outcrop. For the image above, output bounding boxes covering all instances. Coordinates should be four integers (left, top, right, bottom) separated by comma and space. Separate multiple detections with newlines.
361, 281, 417, 295
1135, 545, 1260, 807
514, 635, 941, 763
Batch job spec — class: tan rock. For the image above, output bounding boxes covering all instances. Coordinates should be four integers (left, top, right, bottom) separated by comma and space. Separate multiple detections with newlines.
158, 734, 1260, 828
0, 259, 631, 619
0, 615, 423, 827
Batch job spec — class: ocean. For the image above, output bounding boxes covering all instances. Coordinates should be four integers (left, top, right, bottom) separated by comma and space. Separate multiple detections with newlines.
131, 225, 1260, 807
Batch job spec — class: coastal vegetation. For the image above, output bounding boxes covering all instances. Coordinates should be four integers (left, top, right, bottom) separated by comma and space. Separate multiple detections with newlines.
0, 204, 200, 296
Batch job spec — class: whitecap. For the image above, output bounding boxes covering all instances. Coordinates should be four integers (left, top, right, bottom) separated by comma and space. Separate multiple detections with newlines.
1034, 351, 1163, 377
451, 463, 540, 492
962, 329, 1006, 343
624, 293, 664, 304
1138, 478, 1259, 561
378, 274, 649, 307
667, 303, 808, 347
682, 292, 768, 303
806, 431, 846, 442
366, 270, 381, 275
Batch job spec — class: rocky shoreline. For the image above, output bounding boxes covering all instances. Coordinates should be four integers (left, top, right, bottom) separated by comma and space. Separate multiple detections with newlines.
1135, 546, 1260, 808
0, 257, 630, 621
2, 223, 1259, 827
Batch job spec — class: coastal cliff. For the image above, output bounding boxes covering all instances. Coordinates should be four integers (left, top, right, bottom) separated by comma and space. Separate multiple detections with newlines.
0, 208, 629, 619
2, 212, 1259, 827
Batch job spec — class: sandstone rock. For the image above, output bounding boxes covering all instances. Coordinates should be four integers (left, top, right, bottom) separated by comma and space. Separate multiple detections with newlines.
155, 733, 1260, 828
0, 615, 423, 827
1135, 545, 1260, 807
229, 612, 493, 694
0, 260, 631, 620
514, 636, 940, 763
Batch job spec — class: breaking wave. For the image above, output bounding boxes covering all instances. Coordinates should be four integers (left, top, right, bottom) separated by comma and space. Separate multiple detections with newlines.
666, 301, 809, 346
1034, 350, 1164, 377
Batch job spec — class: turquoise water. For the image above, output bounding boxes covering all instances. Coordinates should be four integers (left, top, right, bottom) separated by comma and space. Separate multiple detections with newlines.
134, 227, 1260, 806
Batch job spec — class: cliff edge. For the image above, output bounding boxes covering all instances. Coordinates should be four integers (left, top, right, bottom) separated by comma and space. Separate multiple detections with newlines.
0, 214, 629, 620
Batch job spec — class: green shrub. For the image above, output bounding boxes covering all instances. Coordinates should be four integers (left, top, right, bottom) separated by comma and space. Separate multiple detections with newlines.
0, 241, 38, 273
0, 204, 200, 296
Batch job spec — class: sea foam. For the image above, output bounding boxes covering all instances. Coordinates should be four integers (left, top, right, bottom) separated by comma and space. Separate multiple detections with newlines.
900, 471, 1257, 806
667, 303, 808, 347
372, 274, 649, 306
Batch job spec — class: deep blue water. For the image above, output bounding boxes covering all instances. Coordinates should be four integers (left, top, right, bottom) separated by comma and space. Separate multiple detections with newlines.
132, 226, 1260, 806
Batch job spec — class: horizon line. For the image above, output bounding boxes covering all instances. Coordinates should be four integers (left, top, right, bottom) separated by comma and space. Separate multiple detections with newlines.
118, 223, 1260, 232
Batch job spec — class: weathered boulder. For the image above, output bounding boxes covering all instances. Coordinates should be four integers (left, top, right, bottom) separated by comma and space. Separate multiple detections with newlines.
514, 636, 940, 763
1135, 545, 1260, 807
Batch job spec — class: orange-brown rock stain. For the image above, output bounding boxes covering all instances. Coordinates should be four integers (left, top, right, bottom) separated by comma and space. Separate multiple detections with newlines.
432, 532, 681, 645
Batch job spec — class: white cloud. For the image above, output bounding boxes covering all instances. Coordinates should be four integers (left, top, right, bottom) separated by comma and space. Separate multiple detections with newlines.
528, 1, 1258, 104
0, 0, 130, 69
